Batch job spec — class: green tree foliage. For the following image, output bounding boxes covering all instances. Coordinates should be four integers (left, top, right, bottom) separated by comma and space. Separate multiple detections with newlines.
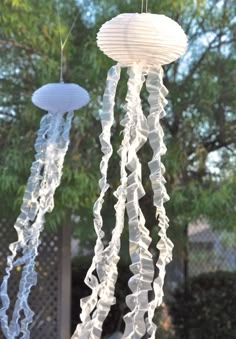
0, 0, 235, 242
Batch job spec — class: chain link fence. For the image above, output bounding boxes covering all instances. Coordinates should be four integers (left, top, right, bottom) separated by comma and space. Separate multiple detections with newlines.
188, 220, 236, 277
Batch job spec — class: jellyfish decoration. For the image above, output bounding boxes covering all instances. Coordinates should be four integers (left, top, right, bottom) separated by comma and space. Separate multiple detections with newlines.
72, 13, 187, 339
0, 83, 89, 339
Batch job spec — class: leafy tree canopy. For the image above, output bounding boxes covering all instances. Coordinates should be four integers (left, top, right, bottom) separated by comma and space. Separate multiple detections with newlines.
0, 0, 235, 246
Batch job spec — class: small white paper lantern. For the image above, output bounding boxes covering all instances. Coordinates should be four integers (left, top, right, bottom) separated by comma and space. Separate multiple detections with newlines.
32, 82, 90, 113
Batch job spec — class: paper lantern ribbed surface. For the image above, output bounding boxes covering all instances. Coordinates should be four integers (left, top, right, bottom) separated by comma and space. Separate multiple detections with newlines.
97, 13, 188, 66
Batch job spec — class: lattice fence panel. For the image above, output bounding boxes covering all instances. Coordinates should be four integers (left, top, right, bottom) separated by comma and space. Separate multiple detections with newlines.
0, 220, 62, 339
188, 221, 236, 277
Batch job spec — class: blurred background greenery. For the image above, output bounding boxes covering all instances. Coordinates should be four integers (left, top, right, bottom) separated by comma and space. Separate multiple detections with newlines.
0, 0, 236, 338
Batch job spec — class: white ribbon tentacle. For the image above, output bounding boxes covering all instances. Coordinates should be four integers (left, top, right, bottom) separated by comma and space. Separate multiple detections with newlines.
72, 64, 121, 339
122, 64, 154, 339
146, 66, 174, 338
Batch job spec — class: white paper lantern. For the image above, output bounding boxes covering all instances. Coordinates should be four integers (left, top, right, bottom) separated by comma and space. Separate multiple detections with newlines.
97, 13, 187, 66
32, 83, 90, 113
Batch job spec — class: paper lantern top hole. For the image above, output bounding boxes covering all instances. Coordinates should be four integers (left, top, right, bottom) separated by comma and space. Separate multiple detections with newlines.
97, 13, 188, 66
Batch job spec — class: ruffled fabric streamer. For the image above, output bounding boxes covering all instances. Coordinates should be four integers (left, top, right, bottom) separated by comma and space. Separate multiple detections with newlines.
146, 66, 174, 338
122, 64, 153, 339
72, 64, 121, 339
0, 83, 89, 339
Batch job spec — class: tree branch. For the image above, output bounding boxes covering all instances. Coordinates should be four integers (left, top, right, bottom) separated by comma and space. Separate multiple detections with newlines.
184, 33, 223, 84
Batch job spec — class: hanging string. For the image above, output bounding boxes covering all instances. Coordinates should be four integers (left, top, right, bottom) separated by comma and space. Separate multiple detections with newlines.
56, 3, 80, 82
61, 11, 80, 50
141, 0, 149, 13
57, 11, 64, 82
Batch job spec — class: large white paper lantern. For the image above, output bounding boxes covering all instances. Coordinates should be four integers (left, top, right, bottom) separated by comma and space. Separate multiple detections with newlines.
97, 13, 187, 66
72, 11, 187, 339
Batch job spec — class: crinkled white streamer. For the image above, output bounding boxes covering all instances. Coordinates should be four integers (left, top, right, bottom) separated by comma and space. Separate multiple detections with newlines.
72, 64, 121, 339
122, 64, 154, 339
0, 110, 73, 339
146, 66, 174, 338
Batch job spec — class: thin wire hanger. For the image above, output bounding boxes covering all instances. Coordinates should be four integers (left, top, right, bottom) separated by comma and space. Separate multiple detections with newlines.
57, 4, 80, 82
141, 0, 149, 13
